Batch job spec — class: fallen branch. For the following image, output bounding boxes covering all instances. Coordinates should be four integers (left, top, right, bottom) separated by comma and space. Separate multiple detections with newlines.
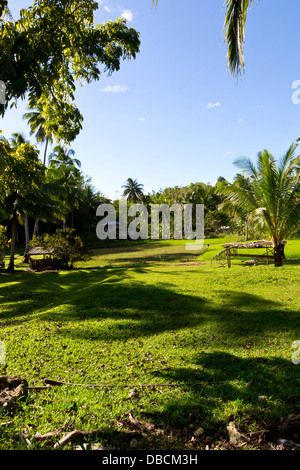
23, 418, 71, 442
21, 417, 115, 449
248, 412, 268, 427
247, 430, 268, 440
26, 385, 51, 391
53, 429, 114, 449
44, 379, 71, 386
35, 378, 222, 389
33, 429, 67, 441
128, 409, 155, 433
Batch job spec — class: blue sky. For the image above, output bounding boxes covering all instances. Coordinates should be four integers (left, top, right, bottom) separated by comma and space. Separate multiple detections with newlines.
1, 0, 300, 200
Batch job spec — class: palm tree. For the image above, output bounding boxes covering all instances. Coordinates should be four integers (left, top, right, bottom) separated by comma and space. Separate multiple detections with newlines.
0, 141, 45, 272
23, 99, 54, 165
6, 132, 58, 256
8, 133, 33, 255
81, 183, 106, 240
122, 178, 144, 203
47, 146, 83, 229
9, 132, 27, 148
48, 145, 81, 170
0, 133, 32, 255
28, 145, 80, 236
219, 143, 300, 266
23, 100, 52, 235
47, 162, 84, 231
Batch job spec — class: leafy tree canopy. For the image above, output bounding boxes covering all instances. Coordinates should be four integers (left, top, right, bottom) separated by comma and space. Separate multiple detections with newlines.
0, 141, 45, 199
0, 0, 140, 142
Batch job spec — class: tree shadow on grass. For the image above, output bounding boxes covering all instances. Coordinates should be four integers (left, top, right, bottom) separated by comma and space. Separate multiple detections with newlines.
283, 259, 300, 266
0, 267, 299, 347
0, 267, 126, 325
93, 251, 202, 265
1, 268, 299, 448
143, 351, 300, 440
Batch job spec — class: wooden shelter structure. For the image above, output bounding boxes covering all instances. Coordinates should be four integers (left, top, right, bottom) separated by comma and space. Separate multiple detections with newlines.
27, 246, 63, 271
219, 240, 286, 267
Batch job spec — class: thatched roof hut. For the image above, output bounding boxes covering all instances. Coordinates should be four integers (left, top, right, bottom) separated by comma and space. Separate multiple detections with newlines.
27, 246, 55, 257
222, 240, 286, 250
27, 246, 63, 271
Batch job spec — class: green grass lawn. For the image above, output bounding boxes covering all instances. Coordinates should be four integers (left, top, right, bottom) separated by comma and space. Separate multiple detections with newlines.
0, 238, 299, 450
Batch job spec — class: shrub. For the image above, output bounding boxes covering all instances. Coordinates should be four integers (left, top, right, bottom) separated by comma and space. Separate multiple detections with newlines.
0, 225, 9, 251
31, 228, 87, 268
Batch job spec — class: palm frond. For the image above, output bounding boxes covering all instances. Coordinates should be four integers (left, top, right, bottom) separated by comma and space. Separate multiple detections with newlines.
233, 155, 258, 178
223, 0, 257, 77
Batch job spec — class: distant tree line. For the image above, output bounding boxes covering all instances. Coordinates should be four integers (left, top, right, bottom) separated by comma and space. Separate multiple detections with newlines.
1, 135, 300, 270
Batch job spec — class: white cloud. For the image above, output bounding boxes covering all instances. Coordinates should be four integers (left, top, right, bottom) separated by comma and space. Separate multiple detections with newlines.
237, 119, 243, 124
101, 85, 128, 93
121, 9, 134, 22
103, 6, 111, 13
207, 102, 221, 108
138, 117, 146, 121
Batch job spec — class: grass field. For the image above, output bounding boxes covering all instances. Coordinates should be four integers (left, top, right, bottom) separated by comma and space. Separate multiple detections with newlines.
0, 238, 299, 450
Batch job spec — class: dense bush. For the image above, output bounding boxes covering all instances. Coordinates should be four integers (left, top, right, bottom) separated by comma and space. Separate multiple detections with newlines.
0, 225, 9, 251
31, 228, 87, 268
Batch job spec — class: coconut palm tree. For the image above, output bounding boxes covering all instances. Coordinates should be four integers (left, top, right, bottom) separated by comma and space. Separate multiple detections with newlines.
122, 178, 144, 203
8, 133, 33, 254
23, 99, 54, 165
47, 146, 83, 229
22, 102, 51, 235
47, 161, 84, 230
48, 145, 81, 171
0, 140, 45, 272
75, 183, 107, 240
9, 132, 27, 148
219, 143, 300, 266
0, 133, 33, 254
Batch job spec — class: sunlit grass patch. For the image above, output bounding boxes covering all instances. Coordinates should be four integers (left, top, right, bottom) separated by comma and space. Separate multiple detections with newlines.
0, 240, 299, 449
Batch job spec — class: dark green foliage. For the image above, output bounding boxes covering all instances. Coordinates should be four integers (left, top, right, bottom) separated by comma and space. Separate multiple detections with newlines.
31, 227, 87, 267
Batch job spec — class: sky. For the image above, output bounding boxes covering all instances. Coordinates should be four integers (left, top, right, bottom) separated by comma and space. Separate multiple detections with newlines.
1, 0, 300, 200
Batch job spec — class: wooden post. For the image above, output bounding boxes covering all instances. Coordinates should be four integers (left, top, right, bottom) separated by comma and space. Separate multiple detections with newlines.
266, 247, 269, 266
226, 248, 231, 268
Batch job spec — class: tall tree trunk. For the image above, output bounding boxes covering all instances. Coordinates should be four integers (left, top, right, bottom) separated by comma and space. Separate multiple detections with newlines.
43, 138, 49, 166
7, 211, 17, 273
88, 210, 91, 240
33, 219, 39, 237
245, 221, 249, 241
274, 243, 285, 267
23, 214, 30, 263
